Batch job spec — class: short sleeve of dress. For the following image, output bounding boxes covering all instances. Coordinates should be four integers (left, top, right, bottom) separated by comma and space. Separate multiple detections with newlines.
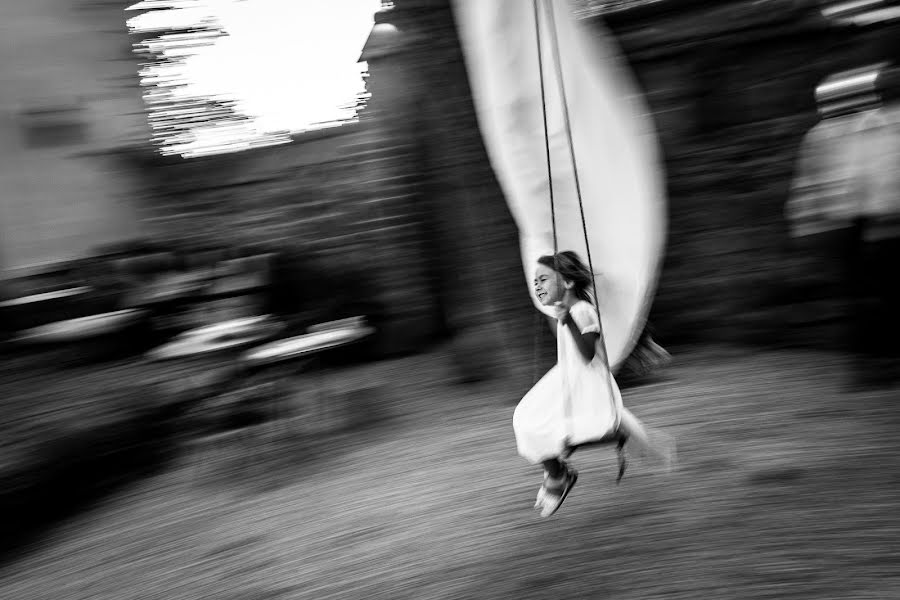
570, 301, 600, 335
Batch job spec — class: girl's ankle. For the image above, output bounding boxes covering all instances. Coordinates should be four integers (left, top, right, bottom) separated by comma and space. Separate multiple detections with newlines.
544, 468, 569, 488
543, 459, 567, 480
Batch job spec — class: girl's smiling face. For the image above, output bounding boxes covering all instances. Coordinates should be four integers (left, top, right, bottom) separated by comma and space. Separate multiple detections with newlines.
534, 263, 566, 306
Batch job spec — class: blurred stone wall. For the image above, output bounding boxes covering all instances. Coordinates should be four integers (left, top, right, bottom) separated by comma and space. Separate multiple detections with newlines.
360, 3, 547, 378
120, 121, 445, 357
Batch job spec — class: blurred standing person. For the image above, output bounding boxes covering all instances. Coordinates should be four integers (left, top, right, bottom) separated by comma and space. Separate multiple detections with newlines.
846, 80, 900, 388
787, 103, 862, 346
788, 66, 900, 389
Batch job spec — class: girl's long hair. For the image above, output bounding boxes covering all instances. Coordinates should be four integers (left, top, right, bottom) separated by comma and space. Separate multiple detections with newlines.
537, 250, 595, 303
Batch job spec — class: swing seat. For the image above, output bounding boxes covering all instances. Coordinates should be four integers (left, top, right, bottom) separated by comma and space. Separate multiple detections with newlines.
563, 428, 628, 483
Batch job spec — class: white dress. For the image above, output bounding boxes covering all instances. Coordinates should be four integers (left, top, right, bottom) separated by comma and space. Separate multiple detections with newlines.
513, 300, 624, 464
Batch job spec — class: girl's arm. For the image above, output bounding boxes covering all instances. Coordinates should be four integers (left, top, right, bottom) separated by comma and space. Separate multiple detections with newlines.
561, 314, 599, 362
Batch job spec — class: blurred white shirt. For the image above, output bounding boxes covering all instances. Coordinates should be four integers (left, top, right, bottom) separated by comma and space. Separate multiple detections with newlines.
788, 104, 900, 238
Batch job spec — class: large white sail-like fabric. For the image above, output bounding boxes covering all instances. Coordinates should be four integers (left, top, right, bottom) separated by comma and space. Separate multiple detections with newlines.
451, 0, 666, 370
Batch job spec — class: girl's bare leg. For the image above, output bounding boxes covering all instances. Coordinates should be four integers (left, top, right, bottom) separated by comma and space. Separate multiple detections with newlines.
542, 458, 566, 479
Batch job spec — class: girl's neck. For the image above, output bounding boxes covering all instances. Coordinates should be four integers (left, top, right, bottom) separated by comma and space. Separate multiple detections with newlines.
561, 290, 580, 307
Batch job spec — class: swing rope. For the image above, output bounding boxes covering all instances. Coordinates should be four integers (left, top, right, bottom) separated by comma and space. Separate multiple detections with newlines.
530, 0, 557, 388
533, 0, 559, 257
533, 0, 622, 437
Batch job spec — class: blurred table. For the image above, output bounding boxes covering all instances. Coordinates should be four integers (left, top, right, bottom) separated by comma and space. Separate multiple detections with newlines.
13, 309, 148, 344
0, 287, 93, 333
241, 320, 375, 369
10, 308, 151, 368
238, 320, 376, 435
146, 315, 283, 362
0, 286, 90, 309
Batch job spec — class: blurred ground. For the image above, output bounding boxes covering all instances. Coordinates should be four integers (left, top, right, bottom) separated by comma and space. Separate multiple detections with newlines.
0, 346, 898, 600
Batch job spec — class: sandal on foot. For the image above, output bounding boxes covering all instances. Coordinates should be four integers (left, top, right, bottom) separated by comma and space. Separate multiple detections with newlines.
535, 467, 578, 518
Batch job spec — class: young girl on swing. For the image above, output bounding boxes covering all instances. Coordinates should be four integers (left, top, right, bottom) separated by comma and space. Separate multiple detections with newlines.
514, 250, 675, 517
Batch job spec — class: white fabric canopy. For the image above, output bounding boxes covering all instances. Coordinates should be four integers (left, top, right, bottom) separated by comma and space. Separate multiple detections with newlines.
451, 0, 667, 369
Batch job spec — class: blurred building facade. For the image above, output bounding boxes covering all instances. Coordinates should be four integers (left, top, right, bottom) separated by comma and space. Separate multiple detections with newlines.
0, 0, 148, 274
